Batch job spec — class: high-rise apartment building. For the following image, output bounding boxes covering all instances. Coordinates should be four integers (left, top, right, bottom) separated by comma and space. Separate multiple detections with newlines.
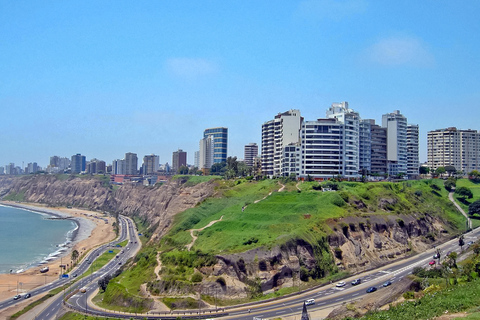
370, 123, 388, 175
407, 124, 419, 178
199, 135, 214, 170
261, 110, 302, 177
326, 102, 360, 177
244, 143, 258, 167
172, 149, 187, 172
382, 110, 408, 176
27, 162, 38, 174
204, 127, 228, 164
71, 154, 86, 174
427, 127, 480, 173
125, 152, 138, 175
359, 120, 373, 173
194, 151, 200, 169
112, 159, 126, 175
143, 154, 159, 175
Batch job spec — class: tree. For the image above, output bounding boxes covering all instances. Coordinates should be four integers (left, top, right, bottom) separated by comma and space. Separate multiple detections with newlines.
435, 167, 446, 177
444, 178, 456, 191
419, 166, 430, 176
469, 170, 480, 183
178, 165, 189, 175
210, 162, 226, 175
469, 199, 480, 216
445, 166, 456, 177
71, 249, 79, 264
226, 156, 238, 177
447, 251, 458, 268
455, 186, 473, 200
98, 274, 112, 292
188, 166, 198, 175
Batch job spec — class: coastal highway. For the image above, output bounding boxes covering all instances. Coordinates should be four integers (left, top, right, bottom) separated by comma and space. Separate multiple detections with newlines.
59, 225, 480, 320
0, 214, 137, 318
34, 215, 140, 320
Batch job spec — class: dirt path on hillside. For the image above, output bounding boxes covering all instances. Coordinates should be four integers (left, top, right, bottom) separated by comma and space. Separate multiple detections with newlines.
449, 191, 472, 229
185, 216, 224, 251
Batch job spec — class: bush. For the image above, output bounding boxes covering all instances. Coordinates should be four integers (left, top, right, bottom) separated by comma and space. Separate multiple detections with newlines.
403, 291, 415, 299
191, 272, 203, 283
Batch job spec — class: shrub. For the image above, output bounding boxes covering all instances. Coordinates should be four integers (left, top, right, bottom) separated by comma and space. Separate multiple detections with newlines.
332, 194, 346, 207
403, 291, 415, 299
191, 272, 203, 283
414, 190, 423, 197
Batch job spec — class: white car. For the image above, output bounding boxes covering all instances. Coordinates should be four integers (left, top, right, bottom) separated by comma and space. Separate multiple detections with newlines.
336, 281, 346, 287
305, 299, 315, 306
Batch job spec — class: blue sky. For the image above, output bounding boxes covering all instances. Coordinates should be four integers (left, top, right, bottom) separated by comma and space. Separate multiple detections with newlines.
1, 1, 479, 168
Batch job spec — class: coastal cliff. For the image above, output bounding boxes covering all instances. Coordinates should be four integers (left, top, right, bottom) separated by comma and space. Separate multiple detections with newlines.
0, 175, 216, 239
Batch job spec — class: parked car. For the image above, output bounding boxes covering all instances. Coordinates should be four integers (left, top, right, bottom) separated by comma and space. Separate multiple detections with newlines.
351, 279, 362, 286
366, 287, 377, 293
429, 260, 436, 266
383, 281, 392, 287
336, 281, 346, 287
305, 299, 315, 306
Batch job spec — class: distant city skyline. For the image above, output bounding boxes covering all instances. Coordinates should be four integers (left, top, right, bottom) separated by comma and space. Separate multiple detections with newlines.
2, 1, 479, 168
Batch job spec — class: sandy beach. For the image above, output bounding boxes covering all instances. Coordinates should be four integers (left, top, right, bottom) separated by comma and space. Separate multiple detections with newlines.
0, 202, 117, 306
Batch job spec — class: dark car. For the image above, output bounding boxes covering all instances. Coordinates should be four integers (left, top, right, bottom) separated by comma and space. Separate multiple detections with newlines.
383, 281, 392, 287
366, 287, 377, 293
351, 279, 362, 286
24, 293, 31, 299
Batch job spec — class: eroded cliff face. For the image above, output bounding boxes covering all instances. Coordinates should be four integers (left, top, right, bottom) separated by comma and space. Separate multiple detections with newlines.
327, 214, 449, 273
0, 175, 216, 239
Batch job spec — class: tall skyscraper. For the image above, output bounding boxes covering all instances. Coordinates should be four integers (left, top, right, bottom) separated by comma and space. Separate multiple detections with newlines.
71, 154, 86, 174
203, 127, 228, 164
199, 135, 214, 170
244, 143, 258, 167
359, 119, 373, 172
427, 127, 480, 173
125, 152, 138, 175
194, 151, 200, 169
326, 102, 360, 177
112, 159, 126, 175
143, 154, 159, 175
370, 122, 388, 175
172, 149, 187, 172
261, 110, 302, 177
382, 110, 408, 176
407, 124, 419, 178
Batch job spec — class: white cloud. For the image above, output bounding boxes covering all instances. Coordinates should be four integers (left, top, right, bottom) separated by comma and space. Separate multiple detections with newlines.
363, 36, 435, 67
296, 0, 368, 20
166, 58, 218, 79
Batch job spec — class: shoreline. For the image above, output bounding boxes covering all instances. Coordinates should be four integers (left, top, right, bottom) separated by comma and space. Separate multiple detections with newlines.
0, 201, 117, 304
0, 202, 93, 274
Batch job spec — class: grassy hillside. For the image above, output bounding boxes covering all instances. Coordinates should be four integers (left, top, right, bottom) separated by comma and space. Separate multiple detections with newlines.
160, 179, 465, 255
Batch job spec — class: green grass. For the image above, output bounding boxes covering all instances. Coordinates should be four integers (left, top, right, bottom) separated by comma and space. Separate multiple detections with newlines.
351, 278, 480, 320
3, 189, 26, 201
163, 179, 465, 255
118, 240, 128, 247
172, 175, 218, 186
97, 247, 156, 313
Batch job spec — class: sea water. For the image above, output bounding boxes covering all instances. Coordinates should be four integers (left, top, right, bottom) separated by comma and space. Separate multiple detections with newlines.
0, 205, 77, 274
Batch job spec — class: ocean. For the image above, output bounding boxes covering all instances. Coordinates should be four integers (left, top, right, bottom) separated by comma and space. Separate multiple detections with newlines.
0, 204, 77, 274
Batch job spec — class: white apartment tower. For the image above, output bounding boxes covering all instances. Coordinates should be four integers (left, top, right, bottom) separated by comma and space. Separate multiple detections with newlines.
427, 127, 480, 173
382, 110, 408, 176
326, 102, 360, 177
261, 110, 302, 177
199, 135, 214, 170
407, 124, 420, 178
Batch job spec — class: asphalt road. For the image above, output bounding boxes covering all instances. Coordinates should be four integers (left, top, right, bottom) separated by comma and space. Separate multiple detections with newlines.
46, 225, 480, 320
0, 215, 137, 319
4, 218, 478, 320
